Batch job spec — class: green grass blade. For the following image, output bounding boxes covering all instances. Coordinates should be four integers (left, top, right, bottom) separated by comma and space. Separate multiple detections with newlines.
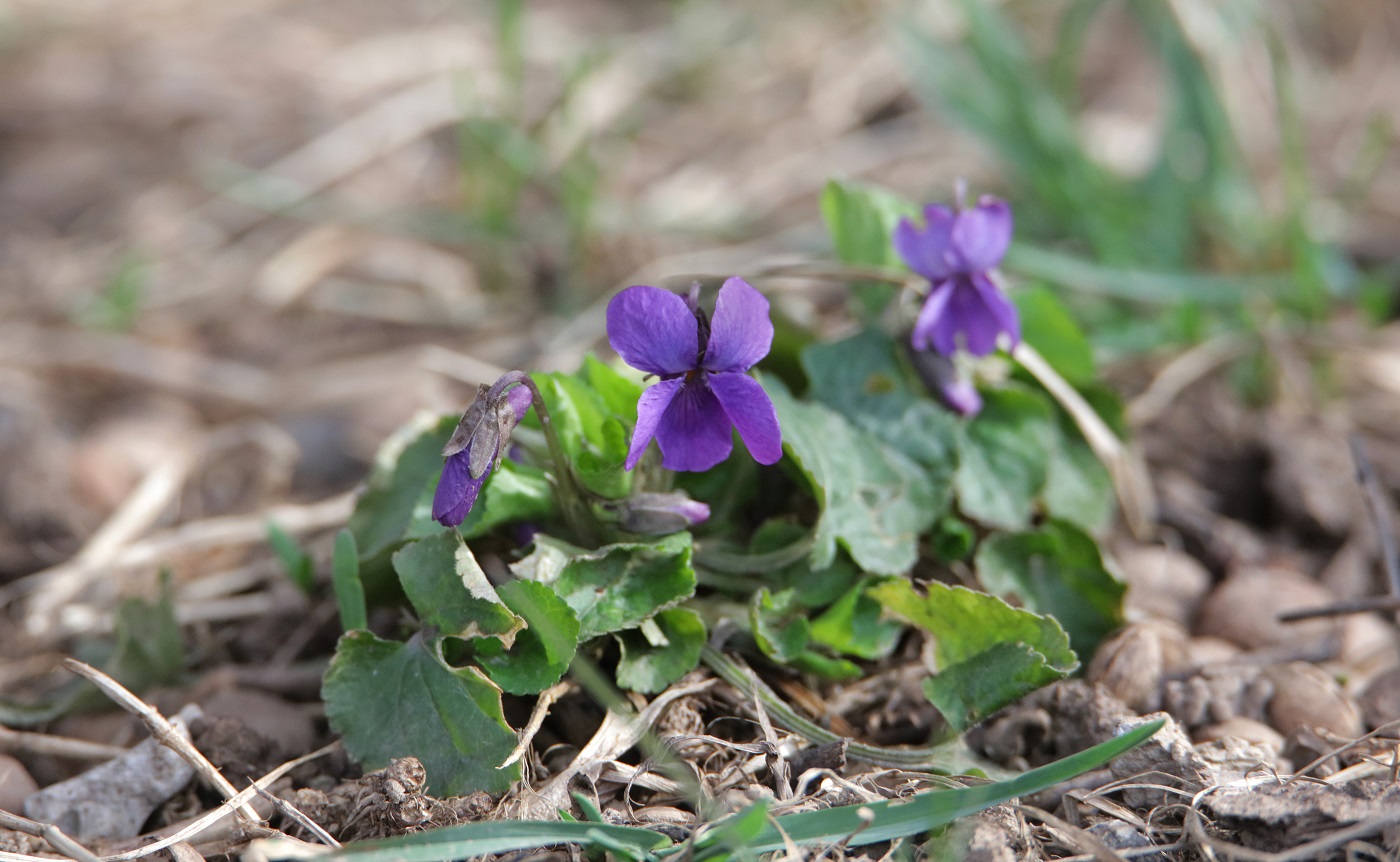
743, 718, 1163, 852
1005, 243, 1286, 304
332, 528, 367, 632
311, 820, 670, 862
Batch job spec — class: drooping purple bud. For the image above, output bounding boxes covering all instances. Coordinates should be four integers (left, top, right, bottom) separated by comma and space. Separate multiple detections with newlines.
610, 492, 711, 535
432, 376, 536, 527
906, 346, 983, 418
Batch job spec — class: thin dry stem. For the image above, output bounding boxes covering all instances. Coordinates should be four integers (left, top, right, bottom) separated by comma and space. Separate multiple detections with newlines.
60, 659, 263, 824
0, 725, 129, 761
0, 810, 103, 862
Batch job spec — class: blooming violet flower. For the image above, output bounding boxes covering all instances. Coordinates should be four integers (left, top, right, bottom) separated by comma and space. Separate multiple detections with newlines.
432, 382, 533, 527
896, 196, 1020, 357
607, 277, 782, 472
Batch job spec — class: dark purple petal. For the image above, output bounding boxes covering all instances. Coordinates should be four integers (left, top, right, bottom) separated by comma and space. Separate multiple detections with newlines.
911, 281, 954, 353
893, 205, 955, 280
625, 376, 685, 470
971, 272, 1020, 347
702, 277, 773, 373
433, 448, 490, 527
709, 372, 782, 465
948, 197, 1012, 272
505, 385, 533, 423
653, 377, 735, 472
931, 278, 1014, 357
607, 285, 700, 376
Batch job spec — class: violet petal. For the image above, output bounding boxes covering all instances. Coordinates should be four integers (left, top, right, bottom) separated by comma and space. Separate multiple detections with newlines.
625, 376, 685, 470
433, 449, 488, 527
505, 385, 533, 423
971, 271, 1020, 347
709, 372, 782, 465
607, 285, 700, 376
933, 279, 1005, 357
703, 277, 773, 373
948, 198, 1012, 272
911, 280, 954, 353
893, 205, 956, 280
653, 378, 735, 472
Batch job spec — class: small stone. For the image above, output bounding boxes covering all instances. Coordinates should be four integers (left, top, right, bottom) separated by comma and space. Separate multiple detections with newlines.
1357, 666, 1400, 730
1196, 568, 1339, 650
24, 706, 199, 840
1088, 621, 1190, 713
1196, 717, 1285, 755
1263, 662, 1364, 739
1116, 545, 1212, 627
0, 754, 39, 814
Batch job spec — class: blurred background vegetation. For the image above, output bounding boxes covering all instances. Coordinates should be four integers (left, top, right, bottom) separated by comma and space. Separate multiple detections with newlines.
0, 0, 1396, 620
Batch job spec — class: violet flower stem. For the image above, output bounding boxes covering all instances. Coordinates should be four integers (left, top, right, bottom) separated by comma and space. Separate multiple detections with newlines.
490, 371, 600, 547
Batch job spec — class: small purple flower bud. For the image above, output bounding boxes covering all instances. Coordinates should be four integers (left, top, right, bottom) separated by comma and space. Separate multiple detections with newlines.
906, 347, 983, 418
609, 492, 711, 535
432, 376, 535, 528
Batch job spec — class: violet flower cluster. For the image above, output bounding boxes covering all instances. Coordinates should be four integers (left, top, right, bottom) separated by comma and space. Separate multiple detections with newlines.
896, 196, 1019, 358
607, 277, 782, 473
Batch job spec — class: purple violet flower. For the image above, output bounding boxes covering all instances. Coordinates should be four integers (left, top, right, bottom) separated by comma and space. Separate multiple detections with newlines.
896, 196, 1020, 357
607, 277, 782, 472
906, 348, 983, 417
432, 382, 533, 527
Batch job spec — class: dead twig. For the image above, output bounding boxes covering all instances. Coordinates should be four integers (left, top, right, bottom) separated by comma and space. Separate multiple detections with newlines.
1016, 805, 1128, 862
1013, 340, 1157, 539
60, 659, 263, 824
1279, 436, 1400, 627
0, 810, 103, 862
102, 742, 341, 862
499, 680, 576, 769
1352, 435, 1400, 600
0, 725, 128, 762
250, 785, 340, 849
1185, 806, 1400, 862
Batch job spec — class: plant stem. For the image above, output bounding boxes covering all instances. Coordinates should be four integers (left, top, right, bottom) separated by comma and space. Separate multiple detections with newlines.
491, 371, 601, 547
693, 533, 816, 574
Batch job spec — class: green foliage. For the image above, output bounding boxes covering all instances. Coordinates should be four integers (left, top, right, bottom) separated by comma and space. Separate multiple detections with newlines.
955, 386, 1055, 530
975, 520, 1125, 657
0, 581, 183, 725
872, 580, 1078, 731
392, 533, 520, 640
323, 631, 520, 796
75, 249, 147, 331
615, 608, 707, 694
1013, 286, 1095, 386
764, 374, 941, 575
332, 529, 367, 632
267, 522, 315, 594
348, 413, 457, 560
523, 365, 642, 499
471, 580, 579, 695
515, 533, 696, 639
